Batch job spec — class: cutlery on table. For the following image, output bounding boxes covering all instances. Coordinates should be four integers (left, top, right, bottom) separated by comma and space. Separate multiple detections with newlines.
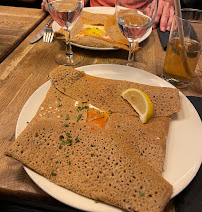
30, 18, 53, 44
43, 27, 54, 43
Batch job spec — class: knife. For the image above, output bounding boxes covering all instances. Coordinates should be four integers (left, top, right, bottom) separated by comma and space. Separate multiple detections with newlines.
30, 18, 53, 44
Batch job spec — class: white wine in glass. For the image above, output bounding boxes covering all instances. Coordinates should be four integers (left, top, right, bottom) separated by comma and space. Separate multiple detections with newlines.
115, 0, 158, 67
46, 0, 84, 66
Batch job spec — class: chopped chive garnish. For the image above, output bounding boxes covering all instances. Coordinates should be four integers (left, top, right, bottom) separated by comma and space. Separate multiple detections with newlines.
77, 106, 82, 111
64, 124, 69, 127
66, 154, 69, 157
61, 140, 66, 145
91, 153, 94, 157
58, 103, 62, 107
75, 135, 81, 143
65, 114, 70, 120
117, 125, 120, 128
139, 191, 144, 196
108, 110, 112, 115
69, 161, 71, 165
59, 139, 71, 148
43, 128, 45, 130
77, 105, 89, 111
66, 139, 72, 143
140, 153, 143, 156
77, 114, 82, 122
35, 132, 39, 137
66, 132, 71, 137
51, 171, 57, 176
63, 87, 66, 92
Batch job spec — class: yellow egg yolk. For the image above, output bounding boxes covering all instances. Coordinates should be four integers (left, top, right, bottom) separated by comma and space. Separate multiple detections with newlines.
77, 24, 110, 39
82, 28, 105, 37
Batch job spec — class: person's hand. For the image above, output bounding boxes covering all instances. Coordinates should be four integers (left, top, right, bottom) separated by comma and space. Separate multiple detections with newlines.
41, 0, 48, 12
153, 0, 174, 31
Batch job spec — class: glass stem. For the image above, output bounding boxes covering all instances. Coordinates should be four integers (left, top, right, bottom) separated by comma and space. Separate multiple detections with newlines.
128, 41, 137, 65
64, 29, 73, 58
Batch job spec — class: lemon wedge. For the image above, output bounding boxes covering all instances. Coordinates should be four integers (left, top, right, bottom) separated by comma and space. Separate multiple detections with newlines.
121, 88, 153, 124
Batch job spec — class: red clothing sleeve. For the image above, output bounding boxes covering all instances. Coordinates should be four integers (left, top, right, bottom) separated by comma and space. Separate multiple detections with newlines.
90, 0, 149, 8
90, 0, 115, 7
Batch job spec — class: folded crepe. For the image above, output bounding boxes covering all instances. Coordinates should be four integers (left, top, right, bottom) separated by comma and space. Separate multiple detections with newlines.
6, 117, 172, 212
21, 84, 171, 173
50, 66, 181, 117
56, 11, 130, 50
5, 66, 182, 212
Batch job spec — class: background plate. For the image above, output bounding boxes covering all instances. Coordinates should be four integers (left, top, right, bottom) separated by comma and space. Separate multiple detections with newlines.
52, 7, 152, 50
16, 64, 202, 212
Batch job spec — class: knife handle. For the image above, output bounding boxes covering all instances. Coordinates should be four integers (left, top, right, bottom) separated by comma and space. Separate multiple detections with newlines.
45, 18, 53, 27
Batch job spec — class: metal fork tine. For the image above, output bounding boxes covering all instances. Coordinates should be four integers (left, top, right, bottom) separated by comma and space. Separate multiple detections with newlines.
47, 32, 51, 42
43, 28, 54, 43
50, 32, 54, 43
45, 31, 49, 43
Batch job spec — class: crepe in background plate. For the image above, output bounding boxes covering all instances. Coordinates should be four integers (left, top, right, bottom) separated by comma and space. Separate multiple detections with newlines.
56, 11, 130, 50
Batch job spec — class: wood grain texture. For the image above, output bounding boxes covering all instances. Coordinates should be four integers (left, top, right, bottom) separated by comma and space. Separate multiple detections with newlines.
0, 6, 47, 62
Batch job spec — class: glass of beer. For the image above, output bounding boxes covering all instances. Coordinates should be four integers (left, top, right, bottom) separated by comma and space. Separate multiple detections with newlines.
162, 9, 201, 88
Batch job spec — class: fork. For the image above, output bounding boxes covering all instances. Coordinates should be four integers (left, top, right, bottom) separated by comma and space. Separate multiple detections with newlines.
43, 27, 54, 43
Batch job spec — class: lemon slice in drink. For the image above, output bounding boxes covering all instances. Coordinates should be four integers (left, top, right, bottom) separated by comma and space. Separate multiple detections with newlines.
121, 88, 153, 124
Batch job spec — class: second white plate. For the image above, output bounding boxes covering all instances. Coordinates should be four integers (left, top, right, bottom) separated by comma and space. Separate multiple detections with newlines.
52, 7, 152, 50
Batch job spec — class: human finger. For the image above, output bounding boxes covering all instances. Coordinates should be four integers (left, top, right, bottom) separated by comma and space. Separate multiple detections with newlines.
152, 0, 164, 29
166, 5, 174, 31
41, 0, 49, 12
160, 1, 170, 31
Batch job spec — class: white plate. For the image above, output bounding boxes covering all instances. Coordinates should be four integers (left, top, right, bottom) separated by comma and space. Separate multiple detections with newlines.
16, 64, 202, 212
52, 7, 152, 50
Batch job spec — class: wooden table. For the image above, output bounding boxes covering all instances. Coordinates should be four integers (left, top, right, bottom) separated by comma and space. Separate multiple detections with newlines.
0, 6, 47, 63
0, 11, 201, 211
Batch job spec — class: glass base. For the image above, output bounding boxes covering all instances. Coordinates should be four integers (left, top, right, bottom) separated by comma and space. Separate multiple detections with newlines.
126, 61, 146, 70
55, 52, 84, 66
162, 75, 190, 88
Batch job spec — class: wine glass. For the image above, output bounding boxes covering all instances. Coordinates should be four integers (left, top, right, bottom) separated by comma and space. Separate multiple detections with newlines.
46, 0, 84, 66
115, 0, 158, 67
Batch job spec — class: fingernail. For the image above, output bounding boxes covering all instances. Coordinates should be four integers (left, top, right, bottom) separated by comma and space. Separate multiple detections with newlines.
167, 26, 170, 31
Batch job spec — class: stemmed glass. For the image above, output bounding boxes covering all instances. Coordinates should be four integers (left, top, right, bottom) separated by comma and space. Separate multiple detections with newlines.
46, 0, 84, 65
115, 0, 158, 67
